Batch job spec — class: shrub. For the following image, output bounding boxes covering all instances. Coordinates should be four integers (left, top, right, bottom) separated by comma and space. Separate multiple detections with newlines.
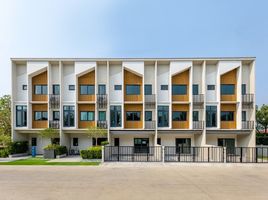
10, 141, 28, 154
43, 144, 67, 155
101, 141, 109, 146
80, 146, 102, 159
0, 148, 9, 157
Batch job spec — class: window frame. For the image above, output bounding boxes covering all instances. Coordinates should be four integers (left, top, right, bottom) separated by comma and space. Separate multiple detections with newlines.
126, 111, 141, 121
160, 85, 168, 90
193, 111, 199, 121
172, 84, 187, 95
144, 84, 152, 95
145, 111, 152, 121
172, 111, 187, 121
80, 85, 95, 95
16, 105, 27, 127
207, 85, 215, 90
53, 111, 60, 121
221, 111, 234, 121
192, 84, 199, 95
114, 85, 122, 91
34, 85, 47, 95
73, 138, 79, 146
69, 85, 75, 91
34, 111, 48, 121
22, 85, 27, 90
221, 84, 235, 95
126, 84, 140, 95
52, 84, 60, 95
80, 111, 95, 121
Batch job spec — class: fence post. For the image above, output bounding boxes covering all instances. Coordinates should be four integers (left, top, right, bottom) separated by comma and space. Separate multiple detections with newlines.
240, 147, 243, 163
208, 147, 210, 163
223, 147, 226, 163
255, 147, 258, 163
117, 146, 119, 161
162, 146, 165, 163
102, 146, 105, 163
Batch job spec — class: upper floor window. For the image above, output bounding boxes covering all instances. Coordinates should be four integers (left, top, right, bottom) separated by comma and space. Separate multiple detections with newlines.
144, 84, 152, 95
63, 106, 75, 127
145, 111, 152, 121
22, 85, 27, 90
69, 85, 75, 91
34, 85, 47, 95
221, 111, 234, 121
158, 106, 169, 127
207, 85, 215, 90
126, 85, 140, 95
242, 84, 246, 95
80, 85, 95, 95
98, 85, 106, 95
193, 111, 199, 121
99, 111, 106, 121
34, 111, 48, 121
242, 111, 246, 121
193, 84, 199, 95
53, 84, 60, 95
53, 111, 60, 121
221, 84, 235, 95
126, 111, 141, 121
114, 85, 122, 91
73, 138, 79, 146
110, 106, 121, 127
161, 85, 168, 90
16, 105, 27, 127
172, 111, 187, 121
206, 106, 217, 127
80, 111, 94, 121
172, 85, 187, 95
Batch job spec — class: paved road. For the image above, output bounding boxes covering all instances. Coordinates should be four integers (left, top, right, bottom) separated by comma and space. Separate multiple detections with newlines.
1, 163, 268, 200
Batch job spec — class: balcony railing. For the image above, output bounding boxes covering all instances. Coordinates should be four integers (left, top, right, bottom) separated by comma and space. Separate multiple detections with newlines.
49, 120, 60, 129
193, 94, 204, 104
193, 121, 204, 130
49, 94, 60, 109
242, 121, 254, 130
97, 120, 108, 129
145, 120, 156, 129
242, 94, 254, 104
97, 94, 107, 109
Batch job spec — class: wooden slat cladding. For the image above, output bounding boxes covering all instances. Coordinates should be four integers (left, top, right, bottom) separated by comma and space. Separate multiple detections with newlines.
32, 71, 48, 101
124, 70, 143, 102
78, 70, 95, 102
221, 69, 237, 102
172, 69, 189, 102
172, 104, 189, 129
78, 104, 95, 128
221, 104, 236, 129
32, 104, 48, 128
124, 104, 143, 129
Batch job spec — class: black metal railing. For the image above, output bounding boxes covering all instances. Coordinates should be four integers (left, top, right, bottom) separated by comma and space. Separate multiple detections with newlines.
164, 146, 224, 163
226, 147, 267, 163
97, 120, 108, 129
242, 121, 254, 130
97, 94, 107, 109
145, 120, 156, 129
49, 94, 60, 109
193, 121, 204, 129
49, 120, 60, 129
193, 94, 204, 104
242, 94, 254, 104
104, 146, 162, 162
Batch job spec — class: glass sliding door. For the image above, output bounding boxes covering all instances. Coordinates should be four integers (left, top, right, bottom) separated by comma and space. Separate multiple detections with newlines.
110, 106, 121, 127
158, 106, 169, 127
206, 106, 217, 128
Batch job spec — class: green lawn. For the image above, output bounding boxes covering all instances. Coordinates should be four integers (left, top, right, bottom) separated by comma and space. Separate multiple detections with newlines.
0, 157, 100, 166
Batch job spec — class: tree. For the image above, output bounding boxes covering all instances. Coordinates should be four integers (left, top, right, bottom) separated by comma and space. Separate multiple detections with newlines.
86, 126, 107, 143
38, 128, 59, 144
0, 95, 11, 136
256, 105, 268, 134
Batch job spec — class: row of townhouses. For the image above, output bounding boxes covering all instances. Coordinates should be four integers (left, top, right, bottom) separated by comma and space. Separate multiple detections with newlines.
11, 58, 255, 154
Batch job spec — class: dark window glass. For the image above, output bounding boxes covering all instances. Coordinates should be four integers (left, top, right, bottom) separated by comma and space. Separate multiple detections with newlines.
206, 106, 217, 127
92, 138, 96, 146
134, 138, 149, 153
114, 85, 122, 90
176, 138, 191, 154
242, 111, 246, 121
80, 85, 95, 95
34, 111, 48, 121
172, 111, 187, 121
114, 138, 120, 146
158, 106, 169, 127
207, 85, 215, 90
69, 85, 75, 91
63, 106, 75, 127
221, 84, 235, 95
53, 84, 60, 95
73, 138, 78, 146
97, 138, 107, 146
99, 111, 106, 121
145, 111, 152, 121
53, 111, 60, 121
221, 111, 234, 121
110, 106, 121, 127
34, 85, 47, 94
80, 111, 94, 121
31, 138, 37, 146
193, 84, 199, 95
144, 84, 152, 95
242, 84, 246, 95
16, 105, 27, 127
157, 138, 161, 145
126, 85, 140, 95
161, 85, 168, 90
126, 112, 141, 121
52, 138, 60, 145
98, 85, 106, 95
193, 111, 199, 121
22, 85, 27, 90
218, 138, 235, 154
172, 85, 187, 95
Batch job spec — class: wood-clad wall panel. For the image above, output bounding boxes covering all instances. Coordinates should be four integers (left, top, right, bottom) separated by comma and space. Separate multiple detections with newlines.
124, 70, 143, 102
78, 104, 95, 128
172, 104, 189, 129
221, 104, 236, 129
172, 69, 189, 102
32, 71, 48, 101
221, 69, 237, 101
32, 104, 48, 128
78, 70, 95, 101
124, 104, 143, 129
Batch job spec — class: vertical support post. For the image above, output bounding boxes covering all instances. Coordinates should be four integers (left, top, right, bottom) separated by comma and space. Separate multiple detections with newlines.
223, 147, 226, 163
162, 146, 165, 163
101, 146, 104, 163
178, 146, 180, 162
240, 147, 243, 163
255, 147, 258, 163
208, 147, 210, 163
117, 146, 120, 162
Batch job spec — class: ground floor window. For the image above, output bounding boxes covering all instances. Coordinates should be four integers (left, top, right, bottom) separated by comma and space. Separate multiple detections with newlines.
92, 138, 108, 146
114, 138, 120, 146
73, 138, 78, 146
218, 138, 235, 154
157, 138, 161, 145
134, 138, 149, 153
31, 138, 37, 146
52, 138, 60, 145
176, 138, 191, 154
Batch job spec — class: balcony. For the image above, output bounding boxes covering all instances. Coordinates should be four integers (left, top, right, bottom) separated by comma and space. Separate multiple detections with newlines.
193, 94, 204, 104
49, 94, 60, 109
97, 120, 108, 129
242, 121, 254, 130
97, 94, 107, 109
145, 120, 156, 129
49, 120, 60, 129
242, 94, 254, 104
193, 121, 204, 130
145, 94, 156, 109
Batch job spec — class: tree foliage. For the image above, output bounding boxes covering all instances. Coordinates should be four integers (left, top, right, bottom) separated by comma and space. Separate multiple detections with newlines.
86, 126, 107, 139
256, 105, 268, 134
38, 128, 59, 139
0, 95, 11, 136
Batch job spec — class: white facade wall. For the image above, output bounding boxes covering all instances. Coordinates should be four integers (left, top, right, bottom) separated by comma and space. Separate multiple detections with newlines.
62, 64, 75, 102
15, 64, 27, 102
206, 65, 218, 102
109, 64, 122, 103
157, 64, 170, 103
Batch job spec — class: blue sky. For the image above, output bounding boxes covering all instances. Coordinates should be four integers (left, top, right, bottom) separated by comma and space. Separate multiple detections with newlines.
0, 0, 267, 105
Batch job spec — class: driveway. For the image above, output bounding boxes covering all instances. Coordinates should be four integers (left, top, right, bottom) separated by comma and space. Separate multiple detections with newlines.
0, 163, 268, 200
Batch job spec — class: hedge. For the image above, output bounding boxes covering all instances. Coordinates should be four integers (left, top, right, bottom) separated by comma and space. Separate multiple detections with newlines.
43, 144, 68, 155
80, 146, 102, 159
10, 141, 28, 154
0, 148, 9, 158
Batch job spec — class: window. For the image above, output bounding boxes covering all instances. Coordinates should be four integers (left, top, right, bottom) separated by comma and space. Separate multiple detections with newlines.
158, 106, 169, 127
80, 111, 94, 121
193, 111, 199, 121
16, 105, 27, 127
126, 85, 140, 95
157, 138, 161, 145
31, 138, 37, 146
207, 85, 215, 90
134, 138, 149, 153
99, 111, 106, 121
206, 106, 217, 127
110, 106, 121, 127
242, 84, 246, 95
193, 84, 199, 95
172, 85, 187, 95
242, 111, 246, 121
34, 111, 47, 121
22, 85, 27, 90
69, 85, 75, 91
161, 85, 168, 90
126, 112, 141, 121
145, 111, 152, 121
63, 106, 75, 127
93, 138, 108, 146
52, 138, 60, 145
73, 138, 78, 146
218, 138, 235, 154
98, 85, 106, 95
53, 111, 60, 121
176, 138, 191, 154
53, 84, 60, 95
114, 85, 122, 90
80, 85, 95, 95
172, 111, 187, 121
221, 111, 234, 121
114, 138, 120, 146
34, 85, 47, 95
221, 84, 235, 95
144, 84, 152, 95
